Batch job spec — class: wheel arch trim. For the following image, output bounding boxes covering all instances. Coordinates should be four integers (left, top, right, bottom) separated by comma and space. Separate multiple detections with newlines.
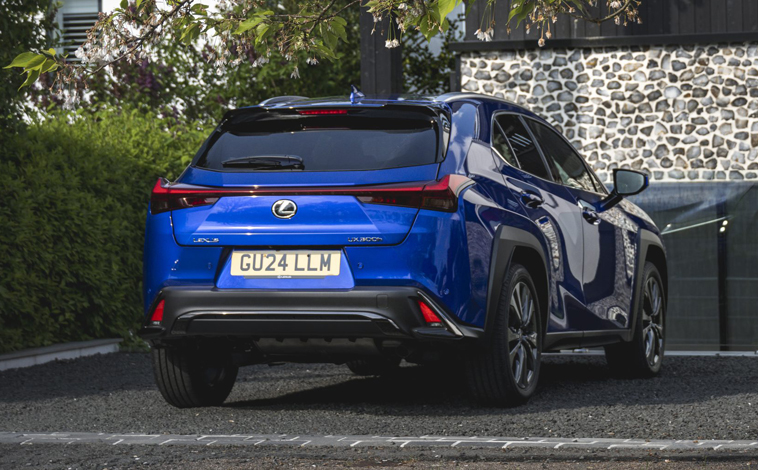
484, 224, 550, 342
627, 229, 668, 342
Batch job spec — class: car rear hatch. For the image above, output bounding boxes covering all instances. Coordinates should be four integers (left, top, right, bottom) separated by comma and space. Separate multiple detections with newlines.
162, 103, 452, 248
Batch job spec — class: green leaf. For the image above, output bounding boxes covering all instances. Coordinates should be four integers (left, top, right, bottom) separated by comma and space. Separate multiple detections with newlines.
329, 18, 347, 42
440, 17, 450, 33
191, 4, 208, 14
509, 1, 536, 27
47, 48, 57, 56
4, 52, 39, 69
39, 58, 58, 74
437, 0, 461, 20
18, 68, 40, 90
120, 0, 127, 9
254, 23, 270, 45
180, 23, 198, 42
311, 43, 336, 61
24, 54, 47, 70
234, 10, 273, 34
418, 13, 438, 42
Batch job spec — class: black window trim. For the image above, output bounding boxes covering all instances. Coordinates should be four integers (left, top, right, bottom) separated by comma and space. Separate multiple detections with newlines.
489, 110, 556, 185
521, 115, 609, 197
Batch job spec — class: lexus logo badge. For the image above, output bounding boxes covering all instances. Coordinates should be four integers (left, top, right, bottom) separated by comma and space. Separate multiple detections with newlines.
272, 199, 297, 219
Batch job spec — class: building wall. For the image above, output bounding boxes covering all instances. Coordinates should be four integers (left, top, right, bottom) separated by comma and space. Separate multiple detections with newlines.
460, 42, 758, 183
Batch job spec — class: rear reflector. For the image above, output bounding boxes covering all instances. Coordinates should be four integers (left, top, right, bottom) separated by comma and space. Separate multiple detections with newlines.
417, 300, 443, 326
150, 300, 165, 323
150, 174, 473, 215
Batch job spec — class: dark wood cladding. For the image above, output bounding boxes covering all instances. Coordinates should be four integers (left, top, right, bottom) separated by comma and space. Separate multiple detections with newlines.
460, 0, 758, 48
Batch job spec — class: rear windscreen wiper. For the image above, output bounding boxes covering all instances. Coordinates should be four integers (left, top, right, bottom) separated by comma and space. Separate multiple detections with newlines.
221, 155, 304, 170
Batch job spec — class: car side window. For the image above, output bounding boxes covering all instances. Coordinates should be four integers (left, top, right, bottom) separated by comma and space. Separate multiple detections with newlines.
528, 120, 598, 193
493, 114, 552, 181
491, 120, 520, 169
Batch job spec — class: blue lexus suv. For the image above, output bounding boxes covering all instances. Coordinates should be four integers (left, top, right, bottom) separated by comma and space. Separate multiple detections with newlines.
140, 92, 667, 408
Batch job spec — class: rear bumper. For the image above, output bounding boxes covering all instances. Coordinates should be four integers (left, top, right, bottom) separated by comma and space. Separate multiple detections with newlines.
139, 286, 481, 343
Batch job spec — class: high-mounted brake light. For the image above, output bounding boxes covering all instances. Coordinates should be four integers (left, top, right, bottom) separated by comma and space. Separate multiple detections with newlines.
297, 109, 348, 115
150, 299, 165, 323
417, 300, 443, 326
149, 174, 473, 215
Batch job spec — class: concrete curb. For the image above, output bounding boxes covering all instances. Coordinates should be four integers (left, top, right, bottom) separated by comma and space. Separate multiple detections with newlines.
0, 339, 123, 372
1, 432, 757, 452
548, 349, 758, 357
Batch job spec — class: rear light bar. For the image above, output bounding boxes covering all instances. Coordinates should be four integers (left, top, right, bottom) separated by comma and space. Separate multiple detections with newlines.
150, 175, 473, 215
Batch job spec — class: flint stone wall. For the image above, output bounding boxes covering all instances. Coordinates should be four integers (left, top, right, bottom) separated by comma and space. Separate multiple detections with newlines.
461, 43, 758, 183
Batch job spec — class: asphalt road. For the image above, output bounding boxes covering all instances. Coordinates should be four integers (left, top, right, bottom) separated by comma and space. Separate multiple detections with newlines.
1, 352, 756, 441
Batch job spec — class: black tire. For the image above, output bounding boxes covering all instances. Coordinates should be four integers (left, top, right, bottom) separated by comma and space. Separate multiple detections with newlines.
346, 357, 401, 376
152, 344, 238, 408
605, 261, 665, 377
466, 263, 542, 406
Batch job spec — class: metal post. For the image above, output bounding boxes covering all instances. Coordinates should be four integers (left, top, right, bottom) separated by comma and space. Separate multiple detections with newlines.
360, 8, 403, 95
716, 200, 729, 351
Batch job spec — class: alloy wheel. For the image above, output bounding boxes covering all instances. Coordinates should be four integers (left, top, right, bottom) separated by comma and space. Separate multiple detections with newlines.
508, 281, 539, 389
642, 276, 664, 368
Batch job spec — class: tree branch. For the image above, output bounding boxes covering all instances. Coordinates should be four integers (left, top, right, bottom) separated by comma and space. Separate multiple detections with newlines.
86, 0, 194, 75
568, 0, 634, 25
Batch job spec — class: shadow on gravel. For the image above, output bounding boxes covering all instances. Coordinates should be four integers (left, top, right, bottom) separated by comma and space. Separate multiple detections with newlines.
225, 355, 758, 415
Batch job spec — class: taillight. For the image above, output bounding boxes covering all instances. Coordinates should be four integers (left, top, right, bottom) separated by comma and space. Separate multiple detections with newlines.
417, 299, 443, 326
356, 174, 472, 212
150, 299, 165, 323
151, 178, 219, 215
149, 174, 473, 215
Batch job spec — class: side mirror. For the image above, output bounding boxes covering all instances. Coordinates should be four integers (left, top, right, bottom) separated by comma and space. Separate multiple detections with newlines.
599, 169, 649, 211
614, 169, 648, 196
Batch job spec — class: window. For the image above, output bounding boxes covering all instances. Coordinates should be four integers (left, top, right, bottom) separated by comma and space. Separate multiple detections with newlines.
492, 114, 552, 180
58, 0, 100, 61
195, 108, 440, 172
528, 120, 598, 193
491, 121, 519, 168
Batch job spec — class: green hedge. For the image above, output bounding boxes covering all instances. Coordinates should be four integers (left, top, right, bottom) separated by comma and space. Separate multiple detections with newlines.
0, 109, 206, 353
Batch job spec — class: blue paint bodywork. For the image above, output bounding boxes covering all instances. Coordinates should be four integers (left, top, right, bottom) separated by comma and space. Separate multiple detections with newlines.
143, 93, 663, 344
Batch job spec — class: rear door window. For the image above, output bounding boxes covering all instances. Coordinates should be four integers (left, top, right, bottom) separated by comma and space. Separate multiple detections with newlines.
194, 107, 441, 172
527, 120, 598, 193
492, 114, 552, 181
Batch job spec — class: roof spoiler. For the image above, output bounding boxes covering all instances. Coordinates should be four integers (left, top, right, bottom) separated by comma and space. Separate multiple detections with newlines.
258, 95, 309, 106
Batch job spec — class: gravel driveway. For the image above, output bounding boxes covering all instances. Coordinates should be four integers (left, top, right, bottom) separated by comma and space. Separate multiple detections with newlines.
1, 352, 756, 441
0, 353, 758, 439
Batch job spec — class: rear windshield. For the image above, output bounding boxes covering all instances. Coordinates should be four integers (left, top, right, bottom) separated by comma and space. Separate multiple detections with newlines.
194, 107, 441, 172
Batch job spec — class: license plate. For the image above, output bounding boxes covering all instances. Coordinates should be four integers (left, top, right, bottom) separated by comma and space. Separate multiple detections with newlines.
230, 251, 341, 278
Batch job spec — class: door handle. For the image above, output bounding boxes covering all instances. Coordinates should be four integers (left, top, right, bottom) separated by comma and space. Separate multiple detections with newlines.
582, 207, 601, 225
520, 192, 544, 208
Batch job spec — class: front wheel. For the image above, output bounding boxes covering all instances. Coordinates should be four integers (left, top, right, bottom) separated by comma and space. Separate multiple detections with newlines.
466, 263, 542, 406
152, 344, 238, 408
605, 261, 665, 377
